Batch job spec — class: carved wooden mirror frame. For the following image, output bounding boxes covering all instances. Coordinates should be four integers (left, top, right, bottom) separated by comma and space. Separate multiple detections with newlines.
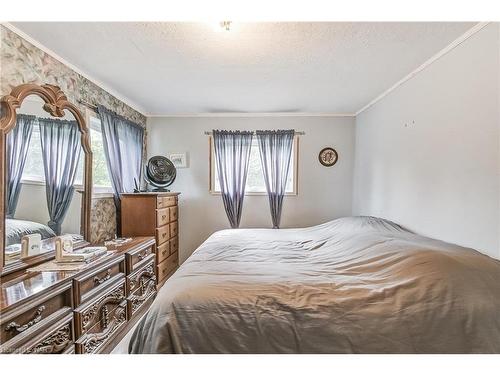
0, 83, 92, 275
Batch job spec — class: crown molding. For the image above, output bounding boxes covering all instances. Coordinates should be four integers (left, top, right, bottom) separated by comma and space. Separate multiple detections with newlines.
146, 112, 355, 118
355, 22, 490, 116
1, 22, 147, 115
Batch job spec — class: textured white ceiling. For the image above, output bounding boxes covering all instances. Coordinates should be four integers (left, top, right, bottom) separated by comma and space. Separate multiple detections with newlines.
12, 22, 474, 115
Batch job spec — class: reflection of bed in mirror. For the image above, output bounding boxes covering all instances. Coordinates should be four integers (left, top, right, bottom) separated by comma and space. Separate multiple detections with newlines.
4, 95, 85, 264
4, 218, 56, 261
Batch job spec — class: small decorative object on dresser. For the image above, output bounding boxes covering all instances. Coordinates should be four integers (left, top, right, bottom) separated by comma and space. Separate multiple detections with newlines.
20, 233, 42, 258
318, 147, 339, 167
120, 192, 180, 287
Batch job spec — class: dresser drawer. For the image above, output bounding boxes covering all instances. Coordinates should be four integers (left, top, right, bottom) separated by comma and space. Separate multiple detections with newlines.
156, 196, 164, 208
73, 256, 125, 306
126, 257, 156, 295
23, 310, 74, 354
0, 282, 73, 344
156, 196, 176, 208
74, 275, 126, 338
161, 196, 177, 207
0, 308, 74, 354
169, 236, 178, 255
169, 206, 178, 222
170, 221, 178, 238
156, 208, 170, 227
75, 301, 127, 354
156, 225, 170, 245
157, 241, 170, 264
157, 251, 178, 284
127, 275, 156, 320
125, 244, 154, 273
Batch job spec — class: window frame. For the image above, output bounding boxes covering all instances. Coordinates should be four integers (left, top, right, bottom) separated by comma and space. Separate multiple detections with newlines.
208, 135, 299, 196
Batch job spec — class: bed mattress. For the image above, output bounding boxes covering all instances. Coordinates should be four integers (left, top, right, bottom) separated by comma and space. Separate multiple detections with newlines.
129, 216, 500, 353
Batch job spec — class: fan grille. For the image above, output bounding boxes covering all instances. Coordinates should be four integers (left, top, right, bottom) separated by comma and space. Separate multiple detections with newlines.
145, 156, 176, 188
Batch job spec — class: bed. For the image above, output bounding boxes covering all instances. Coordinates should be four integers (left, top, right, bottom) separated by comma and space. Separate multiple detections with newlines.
129, 216, 500, 353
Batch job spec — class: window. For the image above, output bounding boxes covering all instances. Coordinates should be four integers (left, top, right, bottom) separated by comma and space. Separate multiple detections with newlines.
209, 136, 298, 195
88, 116, 113, 192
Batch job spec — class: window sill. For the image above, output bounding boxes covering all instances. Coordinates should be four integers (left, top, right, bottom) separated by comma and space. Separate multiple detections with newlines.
92, 192, 115, 199
22, 179, 84, 191
21, 178, 45, 186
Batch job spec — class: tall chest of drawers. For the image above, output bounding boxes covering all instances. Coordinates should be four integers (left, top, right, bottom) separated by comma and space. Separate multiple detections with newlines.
121, 192, 180, 286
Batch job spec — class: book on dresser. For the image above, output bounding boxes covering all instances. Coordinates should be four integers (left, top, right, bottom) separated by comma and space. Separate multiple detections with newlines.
120, 192, 180, 286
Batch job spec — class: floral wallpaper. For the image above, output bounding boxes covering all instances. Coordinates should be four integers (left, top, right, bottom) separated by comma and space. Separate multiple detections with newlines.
90, 197, 116, 243
1, 25, 147, 242
0, 25, 146, 125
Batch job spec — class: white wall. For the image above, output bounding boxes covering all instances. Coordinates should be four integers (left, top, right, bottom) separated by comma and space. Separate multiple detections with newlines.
15, 182, 82, 235
353, 23, 500, 258
148, 116, 355, 262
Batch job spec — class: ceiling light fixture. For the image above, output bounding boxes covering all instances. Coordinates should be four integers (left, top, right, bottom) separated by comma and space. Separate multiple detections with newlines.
219, 21, 232, 31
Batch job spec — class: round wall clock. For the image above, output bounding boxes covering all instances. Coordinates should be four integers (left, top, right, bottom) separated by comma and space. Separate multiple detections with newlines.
318, 147, 338, 167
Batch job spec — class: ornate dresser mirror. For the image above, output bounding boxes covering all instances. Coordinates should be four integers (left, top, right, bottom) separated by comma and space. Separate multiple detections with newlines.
0, 84, 92, 276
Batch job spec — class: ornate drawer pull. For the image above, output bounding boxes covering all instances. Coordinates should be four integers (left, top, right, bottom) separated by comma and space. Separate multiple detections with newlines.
94, 269, 111, 285
5, 305, 46, 333
137, 251, 147, 261
162, 232, 167, 238
26, 325, 71, 354
162, 215, 167, 220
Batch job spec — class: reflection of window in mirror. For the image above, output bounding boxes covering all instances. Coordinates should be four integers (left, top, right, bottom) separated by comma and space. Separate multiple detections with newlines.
22, 126, 85, 187
88, 114, 113, 193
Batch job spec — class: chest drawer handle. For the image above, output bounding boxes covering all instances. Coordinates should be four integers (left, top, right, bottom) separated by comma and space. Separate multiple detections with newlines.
138, 251, 148, 261
162, 215, 167, 220
94, 269, 112, 285
5, 305, 46, 333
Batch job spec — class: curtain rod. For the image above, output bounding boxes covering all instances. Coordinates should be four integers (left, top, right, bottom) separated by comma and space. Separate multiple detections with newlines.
77, 99, 98, 112
204, 131, 305, 136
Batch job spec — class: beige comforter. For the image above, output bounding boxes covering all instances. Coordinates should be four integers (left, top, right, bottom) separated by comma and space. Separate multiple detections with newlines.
129, 216, 500, 353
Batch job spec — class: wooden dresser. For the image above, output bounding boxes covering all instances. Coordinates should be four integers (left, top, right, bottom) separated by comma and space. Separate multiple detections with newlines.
0, 237, 156, 354
121, 193, 180, 287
